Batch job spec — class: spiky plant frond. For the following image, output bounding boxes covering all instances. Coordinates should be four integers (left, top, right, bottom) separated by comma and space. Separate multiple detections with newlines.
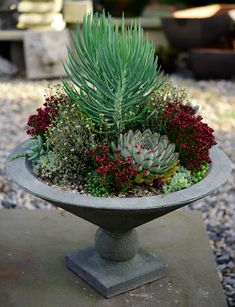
63, 12, 163, 133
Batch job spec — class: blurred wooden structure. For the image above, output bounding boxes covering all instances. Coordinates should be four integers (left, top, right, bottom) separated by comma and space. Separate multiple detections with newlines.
16, 0, 65, 30
0, 1, 173, 79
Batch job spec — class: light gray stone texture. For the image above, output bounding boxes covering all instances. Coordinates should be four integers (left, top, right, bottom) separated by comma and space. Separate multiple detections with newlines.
0, 55, 18, 76
23, 30, 69, 79
95, 228, 139, 261
0, 210, 228, 306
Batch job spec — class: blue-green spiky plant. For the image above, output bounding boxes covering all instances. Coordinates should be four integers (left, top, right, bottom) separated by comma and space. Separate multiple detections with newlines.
63, 12, 163, 134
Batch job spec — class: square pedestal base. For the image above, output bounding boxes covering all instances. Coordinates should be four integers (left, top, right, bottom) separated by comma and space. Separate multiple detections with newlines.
65, 247, 167, 298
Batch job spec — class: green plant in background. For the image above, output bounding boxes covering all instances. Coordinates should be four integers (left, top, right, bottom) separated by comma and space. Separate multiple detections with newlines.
156, 46, 178, 74
63, 12, 163, 135
111, 129, 179, 182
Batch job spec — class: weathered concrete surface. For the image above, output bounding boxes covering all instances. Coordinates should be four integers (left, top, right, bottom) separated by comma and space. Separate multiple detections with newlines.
0, 210, 227, 307
23, 30, 69, 79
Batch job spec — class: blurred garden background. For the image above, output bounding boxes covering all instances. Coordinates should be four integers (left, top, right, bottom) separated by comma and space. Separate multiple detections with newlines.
0, 0, 235, 306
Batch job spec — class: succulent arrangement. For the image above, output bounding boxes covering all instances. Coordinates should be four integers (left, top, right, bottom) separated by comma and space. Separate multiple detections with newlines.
17, 12, 217, 197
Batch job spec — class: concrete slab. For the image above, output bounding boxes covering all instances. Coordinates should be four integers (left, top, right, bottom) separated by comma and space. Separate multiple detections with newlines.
0, 210, 227, 307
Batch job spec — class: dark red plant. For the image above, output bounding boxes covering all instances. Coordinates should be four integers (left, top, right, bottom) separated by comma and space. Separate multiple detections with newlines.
26, 94, 67, 137
152, 177, 164, 189
164, 102, 217, 170
86, 145, 137, 192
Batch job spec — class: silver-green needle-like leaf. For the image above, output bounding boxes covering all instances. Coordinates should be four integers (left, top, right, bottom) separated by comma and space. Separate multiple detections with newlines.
63, 12, 163, 133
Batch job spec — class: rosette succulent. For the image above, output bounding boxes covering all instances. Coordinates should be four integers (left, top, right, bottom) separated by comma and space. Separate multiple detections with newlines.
111, 129, 179, 178
12, 135, 47, 164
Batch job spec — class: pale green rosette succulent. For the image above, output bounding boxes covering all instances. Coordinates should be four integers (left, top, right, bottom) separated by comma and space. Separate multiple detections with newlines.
111, 129, 179, 177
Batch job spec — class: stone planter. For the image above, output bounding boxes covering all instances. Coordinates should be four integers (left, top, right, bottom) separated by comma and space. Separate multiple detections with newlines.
190, 48, 235, 79
7, 141, 231, 298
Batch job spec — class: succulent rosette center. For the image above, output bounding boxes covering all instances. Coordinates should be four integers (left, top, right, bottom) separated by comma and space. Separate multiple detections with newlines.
111, 129, 179, 183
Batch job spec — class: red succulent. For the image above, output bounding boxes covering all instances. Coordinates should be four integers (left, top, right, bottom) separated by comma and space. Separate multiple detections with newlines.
163, 102, 217, 170
87, 145, 137, 192
26, 94, 67, 137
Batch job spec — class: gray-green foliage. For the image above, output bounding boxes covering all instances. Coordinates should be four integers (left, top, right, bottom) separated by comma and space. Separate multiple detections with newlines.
111, 129, 178, 175
63, 12, 163, 134
12, 136, 47, 164
35, 152, 59, 181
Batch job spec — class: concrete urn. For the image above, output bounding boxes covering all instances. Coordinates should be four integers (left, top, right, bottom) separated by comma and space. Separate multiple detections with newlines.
7, 141, 231, 298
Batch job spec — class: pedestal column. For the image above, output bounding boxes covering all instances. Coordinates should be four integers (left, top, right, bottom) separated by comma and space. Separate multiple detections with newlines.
95, 228, 139, 261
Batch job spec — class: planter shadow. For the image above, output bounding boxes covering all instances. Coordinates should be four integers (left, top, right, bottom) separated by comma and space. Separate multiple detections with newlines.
6, 141, 231, 298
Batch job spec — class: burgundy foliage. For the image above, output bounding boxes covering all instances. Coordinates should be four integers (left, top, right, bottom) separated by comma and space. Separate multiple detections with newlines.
26, 94, 67, 137
164, 102, 217, 170
152, 177, 164, 189
86, 145, 137, 191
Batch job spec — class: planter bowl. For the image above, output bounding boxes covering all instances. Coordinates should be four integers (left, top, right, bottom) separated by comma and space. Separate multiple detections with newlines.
6, 141, 231, 298
162, 14, 231, 50
190, 48, 235, 79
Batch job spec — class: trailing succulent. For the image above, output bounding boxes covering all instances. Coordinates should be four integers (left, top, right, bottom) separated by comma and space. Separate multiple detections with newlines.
12, 136, 47, 164
19, 12, 216, 197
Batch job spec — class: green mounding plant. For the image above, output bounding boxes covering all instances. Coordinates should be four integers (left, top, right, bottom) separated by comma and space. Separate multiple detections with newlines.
111, 129, 179, 176
162, 166, 192, 194
45, 97, 96, 179
63, 12, 163, 134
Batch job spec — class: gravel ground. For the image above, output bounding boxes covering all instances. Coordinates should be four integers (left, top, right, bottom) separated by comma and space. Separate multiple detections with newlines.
0, 76, 234, 306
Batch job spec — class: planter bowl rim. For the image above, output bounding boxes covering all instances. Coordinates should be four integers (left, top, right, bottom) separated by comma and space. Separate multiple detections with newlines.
6, 141, 231, 211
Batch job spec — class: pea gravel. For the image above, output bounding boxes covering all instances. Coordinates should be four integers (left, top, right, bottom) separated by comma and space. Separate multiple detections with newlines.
0, 76, 234, 306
